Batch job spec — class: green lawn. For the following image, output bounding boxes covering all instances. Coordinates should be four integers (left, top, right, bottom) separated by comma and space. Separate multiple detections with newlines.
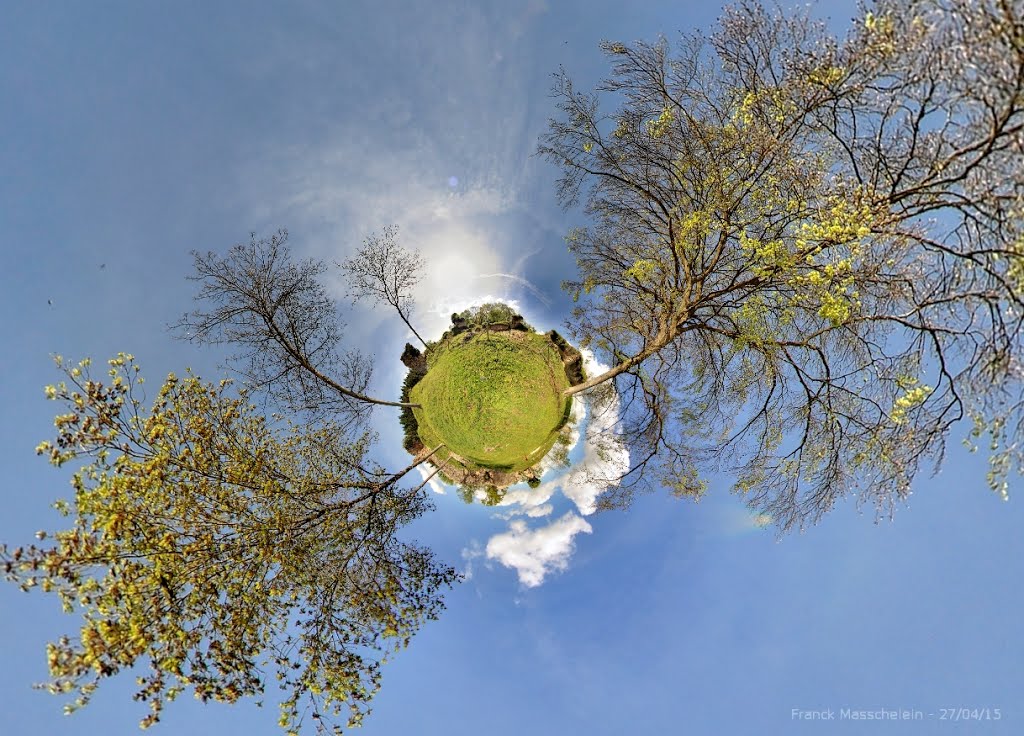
410, 331, 571, 472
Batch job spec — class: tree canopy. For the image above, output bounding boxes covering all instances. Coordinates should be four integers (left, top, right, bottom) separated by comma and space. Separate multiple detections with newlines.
2, 354, 456, 734
540, 0, 1024, 529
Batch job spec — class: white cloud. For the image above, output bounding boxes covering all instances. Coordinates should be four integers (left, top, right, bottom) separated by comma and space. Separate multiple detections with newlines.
486, 512, 593, 587
497, 479, 557, 517
560, 350, 630, 515
524, 503, 555, 518
561, 471, 604, 517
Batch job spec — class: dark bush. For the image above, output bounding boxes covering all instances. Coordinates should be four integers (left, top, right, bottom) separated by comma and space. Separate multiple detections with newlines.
399, 364, 428, 454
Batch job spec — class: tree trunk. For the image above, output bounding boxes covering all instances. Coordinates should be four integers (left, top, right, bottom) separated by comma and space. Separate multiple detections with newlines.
397, 307, 428, 348
410, 452, 451, 493
562, 327, 674, 397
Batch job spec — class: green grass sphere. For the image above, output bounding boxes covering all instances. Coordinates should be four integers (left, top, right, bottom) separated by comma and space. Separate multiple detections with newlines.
410, 331, 571, 473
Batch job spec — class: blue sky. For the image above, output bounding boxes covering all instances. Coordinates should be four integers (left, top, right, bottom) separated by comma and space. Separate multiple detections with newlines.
1, 1, 1021, 734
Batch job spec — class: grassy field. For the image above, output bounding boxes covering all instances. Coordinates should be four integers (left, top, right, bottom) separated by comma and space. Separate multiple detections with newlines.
410, 330, 571, 472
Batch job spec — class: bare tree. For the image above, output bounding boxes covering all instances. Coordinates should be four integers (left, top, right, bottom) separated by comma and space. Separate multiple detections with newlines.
176, 230, 418, 416
343, 225, 428, 347
540, 0, 1024, 530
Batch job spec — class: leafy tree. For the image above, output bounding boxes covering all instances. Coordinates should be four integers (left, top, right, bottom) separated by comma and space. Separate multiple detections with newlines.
2, 354, 456, 734
540, 0, 1024, 528
451, 302, 533, 331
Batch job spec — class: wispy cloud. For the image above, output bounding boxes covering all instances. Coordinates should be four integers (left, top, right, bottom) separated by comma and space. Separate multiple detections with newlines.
461, 540, 485, 581
475, 272, 551, 306
715, 506, 774, 536
230, 0, 560, 361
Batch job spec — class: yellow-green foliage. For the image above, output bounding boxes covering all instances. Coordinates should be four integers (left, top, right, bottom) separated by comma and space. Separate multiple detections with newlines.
738, 193, 875, 328
966, 409, 1015, 502
411, 332, 571, 473
646, 107, 674, 138
807, 64, 845, 86
890, 377, 932, 424
733, 86, 796, 127
3, 355, 456, 734
1006, 235, 1024, 295
624, 258, 659, 282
